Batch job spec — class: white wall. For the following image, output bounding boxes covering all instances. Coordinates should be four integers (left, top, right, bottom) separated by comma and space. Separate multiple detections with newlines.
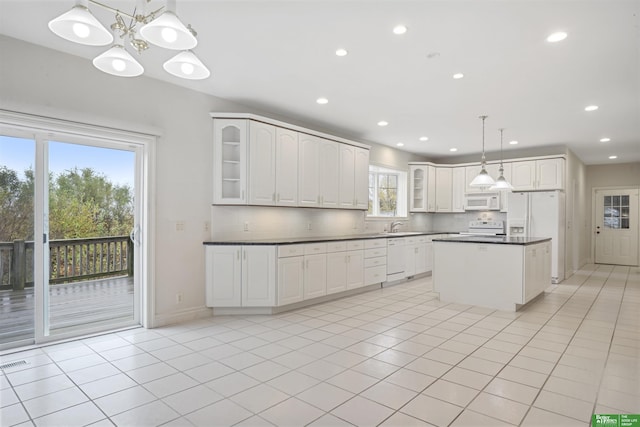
565, 150, 589, 273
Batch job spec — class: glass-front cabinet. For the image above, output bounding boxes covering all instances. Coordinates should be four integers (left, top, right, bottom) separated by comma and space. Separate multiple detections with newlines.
213, 119, 247, 204
409, 165, 427, 212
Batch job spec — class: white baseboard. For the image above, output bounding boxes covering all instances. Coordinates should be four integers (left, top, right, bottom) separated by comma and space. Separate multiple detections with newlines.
151, 306, 212, 328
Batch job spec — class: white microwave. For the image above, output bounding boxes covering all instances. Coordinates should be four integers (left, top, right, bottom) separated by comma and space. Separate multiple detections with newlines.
464, 193, 500, 211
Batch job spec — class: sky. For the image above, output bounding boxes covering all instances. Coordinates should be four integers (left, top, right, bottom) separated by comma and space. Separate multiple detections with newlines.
0, 135, 135, 188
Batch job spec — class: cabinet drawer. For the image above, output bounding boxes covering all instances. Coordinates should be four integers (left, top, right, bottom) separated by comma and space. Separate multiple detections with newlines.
365, 238, 387, 249
364, 247, 386, 258
347, 240, 365, 251
326, 241, 347, 253
364, 256, 386, 268
278, 244, 305, 258
304, 242, 327, 255
365, 265, 387, 285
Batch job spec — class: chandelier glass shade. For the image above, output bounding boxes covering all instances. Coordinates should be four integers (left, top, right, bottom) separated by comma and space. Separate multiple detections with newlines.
490, 128, 514, 191
48, 0, 209, 80
469, 115, 496, 189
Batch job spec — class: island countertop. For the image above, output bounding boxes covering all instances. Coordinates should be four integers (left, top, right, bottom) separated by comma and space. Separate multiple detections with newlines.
433, 236, 551, 246
203, 231, 454, 246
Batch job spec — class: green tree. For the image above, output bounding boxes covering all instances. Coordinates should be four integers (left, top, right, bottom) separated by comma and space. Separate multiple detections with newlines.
0, 166, 34, 240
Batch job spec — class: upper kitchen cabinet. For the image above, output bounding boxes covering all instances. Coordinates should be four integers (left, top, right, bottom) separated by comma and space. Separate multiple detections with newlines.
339, 145, 370, 209
213, 119, 247, 205
435, 167, 453, 212
248, 123, 299, 206
452, 167, 466, 212
511, 158, 564, 191
299, 136, 340, 208
409, 165, 427, 212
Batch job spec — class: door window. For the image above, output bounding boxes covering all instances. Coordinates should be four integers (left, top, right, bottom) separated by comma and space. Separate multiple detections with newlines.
603, 195, 630, 229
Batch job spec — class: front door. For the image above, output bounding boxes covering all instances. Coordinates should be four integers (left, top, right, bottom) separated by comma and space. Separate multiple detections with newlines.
594, 188, 639, 266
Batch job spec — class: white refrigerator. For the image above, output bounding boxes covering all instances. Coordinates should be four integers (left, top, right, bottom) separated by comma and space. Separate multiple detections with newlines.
507, 191, 565, 283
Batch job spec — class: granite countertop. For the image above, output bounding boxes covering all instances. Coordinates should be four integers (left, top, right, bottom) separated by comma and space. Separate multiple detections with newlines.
433, 236, 552, 246
203, 231, 455, 246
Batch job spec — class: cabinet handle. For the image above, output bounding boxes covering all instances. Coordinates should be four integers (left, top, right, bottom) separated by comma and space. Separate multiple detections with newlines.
277, 193, 280, 202
321, 196, 324, 204
317, 196, 321, 204
347, 255, 351, 263
302, 259, 305, 269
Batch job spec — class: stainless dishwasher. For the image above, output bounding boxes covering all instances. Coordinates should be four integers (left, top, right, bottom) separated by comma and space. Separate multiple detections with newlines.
386, 238, 406, 282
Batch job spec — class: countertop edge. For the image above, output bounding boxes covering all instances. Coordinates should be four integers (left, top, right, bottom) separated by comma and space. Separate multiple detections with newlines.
203, 231, 455, 246
433, 237, 552, 246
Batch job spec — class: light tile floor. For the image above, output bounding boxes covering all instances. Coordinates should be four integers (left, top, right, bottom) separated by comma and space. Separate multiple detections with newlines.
1, 263, 638, 426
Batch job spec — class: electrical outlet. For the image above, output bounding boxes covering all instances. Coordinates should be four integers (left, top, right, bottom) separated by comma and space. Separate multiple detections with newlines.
204, 221, 210, 232
176, 292, 183, 304
307, 222, 312, 230
244, 222, 249, 231
175, 221, 185, 232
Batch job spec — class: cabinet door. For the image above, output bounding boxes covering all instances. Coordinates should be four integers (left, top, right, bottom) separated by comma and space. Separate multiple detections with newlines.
339, 144, 356, 209
326, 252, 347, 294
354, 148, 370, 209
414, 244, 427, 274
213, 119, 247, 205
242, 246, 276, 306
248, 121, 277, 205
427, 166, 437, 212
304, 254, 327, 299
205, 245, 241, 307
435, 167, 453, 212
346, 250, 364, 289
278, 256, 304, 305
298, 134, 321, 207
425, 242, 433, 272
404, 244, 416, 277
409, 166, 427, 212
320, 139, 340, 208
452, 167, 466, 212
511, 161, 536, 191
536, 158, 564, 190
275, 128, 299, 206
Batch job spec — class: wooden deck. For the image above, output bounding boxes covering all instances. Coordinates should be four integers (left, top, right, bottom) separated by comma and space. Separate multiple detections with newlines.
0, 276, 134, 345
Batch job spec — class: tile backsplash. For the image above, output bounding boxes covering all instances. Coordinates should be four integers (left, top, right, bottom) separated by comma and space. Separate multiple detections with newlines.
210, 206, 505, 240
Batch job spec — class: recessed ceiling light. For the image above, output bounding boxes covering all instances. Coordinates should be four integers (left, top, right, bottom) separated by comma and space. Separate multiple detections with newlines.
547, 31, 568, 42
335, 48, 348, 57
453, 73, 464, 79
449, 148, 458, 152
600, 137, 611, 142
393, 25, 407, 35
609, 155, 617, 160
396, 142, 404, 147
509, 140, 519, 145
377, 121, 388, 127
316, 97, 328, 105
419, 136, 428, 141
585, 105, 599, 112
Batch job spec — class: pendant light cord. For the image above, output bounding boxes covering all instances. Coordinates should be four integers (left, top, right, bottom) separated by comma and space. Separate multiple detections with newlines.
479, 115, 488, 166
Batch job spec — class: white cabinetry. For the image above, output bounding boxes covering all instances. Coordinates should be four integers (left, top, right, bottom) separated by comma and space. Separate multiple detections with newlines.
435, 167, 453, 212
277, 255, 304, 305
205, 245, 275, 307
320, 140, 340, 208
452, 168, 466, 212
339, 144, 356, 209
275, 128, 299, 206
298, 136, 341, 208
364, 239, 387, 285
511, 158, 564, 191
213, 119, 247, 205
248, 121, 277, 205
405, 236, 428, 276
304, 253, 327, 299
354, 148, 370, 209
326, 241, 365, 293
427, 166, 436, 212
409, 165, 427, 212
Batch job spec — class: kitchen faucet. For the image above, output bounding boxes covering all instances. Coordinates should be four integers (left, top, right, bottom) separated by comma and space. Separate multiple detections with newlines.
390, 221, 404, 232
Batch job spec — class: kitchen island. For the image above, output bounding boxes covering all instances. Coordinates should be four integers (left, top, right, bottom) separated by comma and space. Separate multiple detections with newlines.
432, 236, 552, 311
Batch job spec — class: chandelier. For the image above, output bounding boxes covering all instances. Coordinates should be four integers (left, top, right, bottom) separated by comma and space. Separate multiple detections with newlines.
48, 0, 210, 80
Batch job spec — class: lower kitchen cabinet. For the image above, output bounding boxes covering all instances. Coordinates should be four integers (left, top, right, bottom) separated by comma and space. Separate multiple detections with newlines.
326, 252, 348, 294
346, 250, 365, 289
303, 253, 327, 299
205, 245, 276, 307
277, 255, 304, 305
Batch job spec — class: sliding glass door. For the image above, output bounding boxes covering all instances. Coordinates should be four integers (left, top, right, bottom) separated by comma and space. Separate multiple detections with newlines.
0, 122, 146, 349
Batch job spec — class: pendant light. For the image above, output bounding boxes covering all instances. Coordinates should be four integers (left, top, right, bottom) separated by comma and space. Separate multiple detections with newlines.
469, 115, 496, 189
93, 27, 143, 77
490, 128, 514, 190
48, 0, 113, 46
139, 0, 197, 50
163, 50, 210, 80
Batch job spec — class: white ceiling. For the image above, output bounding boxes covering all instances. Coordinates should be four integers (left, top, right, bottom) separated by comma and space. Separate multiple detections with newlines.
1, 0, 639, 165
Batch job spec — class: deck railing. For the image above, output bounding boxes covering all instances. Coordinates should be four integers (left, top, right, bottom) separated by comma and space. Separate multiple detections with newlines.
0, 236, 132, 290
